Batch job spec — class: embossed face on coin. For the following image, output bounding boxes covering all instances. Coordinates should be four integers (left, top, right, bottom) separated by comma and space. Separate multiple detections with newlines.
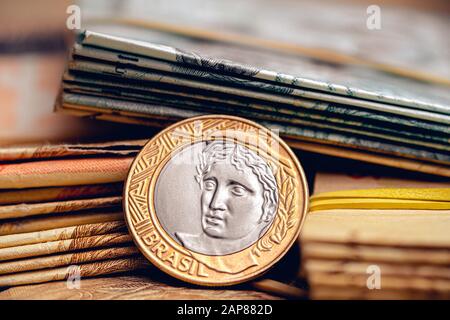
124, 115, 308, 286
197, 141, 276, 251
155, 141, 278, 256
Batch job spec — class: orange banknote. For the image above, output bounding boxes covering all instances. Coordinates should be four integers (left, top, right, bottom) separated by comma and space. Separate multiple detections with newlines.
0, 157, 133, 189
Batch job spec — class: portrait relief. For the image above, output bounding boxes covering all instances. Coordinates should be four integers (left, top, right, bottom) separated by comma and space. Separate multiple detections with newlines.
154, 140, 279, 256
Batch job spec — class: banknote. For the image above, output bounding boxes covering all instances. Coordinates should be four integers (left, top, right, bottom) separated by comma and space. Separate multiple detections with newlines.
0, 196, 122, 219
0, 157, 133, 189
0, 232, 132, 261
0, 140, 145, 161
310, 286, 449, 300
0, 221, 126, 249
301, 242, 450, 265
0, 245, 138, 275
307, 271, 450, 292
62, 93, 199, 121
0, 256, 148, 287
251, 279, 306, 300
0, 183, 123, 205
313, 171, 450, 195
55, 100, 174, 128
305, 260, 450, 280
0, 210, 124, 236
311, 189, 450, 202
80, 0, 450, 81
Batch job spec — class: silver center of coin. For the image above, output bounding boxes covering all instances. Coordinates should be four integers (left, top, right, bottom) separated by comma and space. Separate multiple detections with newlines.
154, 140, 279, 256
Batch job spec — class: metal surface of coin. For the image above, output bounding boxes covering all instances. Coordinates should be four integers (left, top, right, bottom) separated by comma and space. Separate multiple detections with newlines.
124, 115, 308, 286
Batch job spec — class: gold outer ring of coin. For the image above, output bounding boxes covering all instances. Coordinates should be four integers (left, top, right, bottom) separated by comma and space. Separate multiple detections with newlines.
124, 115, 309, 286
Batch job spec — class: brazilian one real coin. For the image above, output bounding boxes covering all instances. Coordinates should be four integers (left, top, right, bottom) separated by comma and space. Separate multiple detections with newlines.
124, 115, 308, 286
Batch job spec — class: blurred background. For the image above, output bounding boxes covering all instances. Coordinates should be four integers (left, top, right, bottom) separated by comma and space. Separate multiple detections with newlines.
1, 0, 449, 144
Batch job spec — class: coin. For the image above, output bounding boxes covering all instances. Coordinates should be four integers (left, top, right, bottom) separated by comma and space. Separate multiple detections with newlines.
124, 115, 308, 286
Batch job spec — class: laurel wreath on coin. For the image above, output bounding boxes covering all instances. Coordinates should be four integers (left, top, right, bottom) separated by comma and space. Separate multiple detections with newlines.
253, 161, 298, 257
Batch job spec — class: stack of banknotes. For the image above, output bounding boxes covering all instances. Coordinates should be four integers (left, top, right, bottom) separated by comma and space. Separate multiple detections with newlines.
300, 171, 450, 299
0, 140, 152, 288
55, 25, 450, 177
